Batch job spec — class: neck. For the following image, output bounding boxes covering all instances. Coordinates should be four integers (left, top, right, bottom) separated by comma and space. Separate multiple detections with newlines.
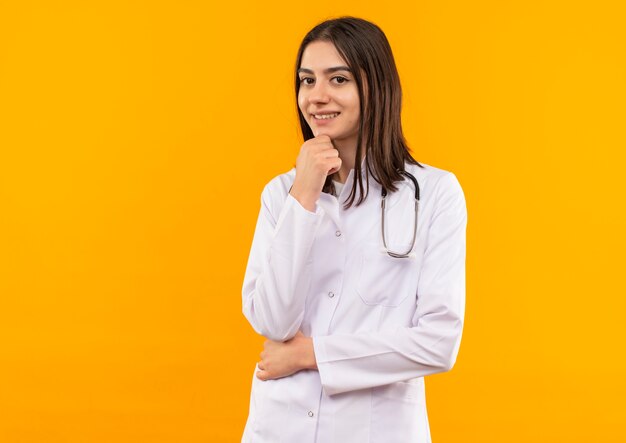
331, 138, 358, 184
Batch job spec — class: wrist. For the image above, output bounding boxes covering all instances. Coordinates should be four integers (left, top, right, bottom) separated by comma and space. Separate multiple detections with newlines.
289, 183, 319, 212
301, 337, 318, 370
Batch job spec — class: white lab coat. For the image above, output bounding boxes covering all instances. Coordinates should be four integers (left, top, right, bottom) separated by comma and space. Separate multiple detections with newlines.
241, 160, 467, 443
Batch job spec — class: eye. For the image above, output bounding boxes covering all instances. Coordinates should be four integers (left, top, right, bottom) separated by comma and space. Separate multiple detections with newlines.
299, 77, 314, 85
332, 76, 349, 84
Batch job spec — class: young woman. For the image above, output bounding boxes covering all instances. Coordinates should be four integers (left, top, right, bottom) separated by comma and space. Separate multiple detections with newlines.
241, 16, 467, 443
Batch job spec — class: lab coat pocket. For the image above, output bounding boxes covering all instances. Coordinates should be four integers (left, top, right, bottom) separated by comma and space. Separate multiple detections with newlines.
250, 365, 289, 440
370, 381, 424, 442
356, 243, 420, 307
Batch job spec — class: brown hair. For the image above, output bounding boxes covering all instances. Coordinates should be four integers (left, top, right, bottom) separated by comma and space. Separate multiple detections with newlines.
294, 16, 423, 208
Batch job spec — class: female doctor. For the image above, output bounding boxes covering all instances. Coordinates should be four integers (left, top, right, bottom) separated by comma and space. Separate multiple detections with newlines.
241, 16, 467, 443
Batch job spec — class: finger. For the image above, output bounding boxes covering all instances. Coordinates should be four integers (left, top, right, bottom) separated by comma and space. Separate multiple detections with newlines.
328, 158, 342, 175
313, 146, 338, 161
312, 135, 333, 146
256, 370, 268, 381
324, 149, 339, 158
304, 138, 334, 153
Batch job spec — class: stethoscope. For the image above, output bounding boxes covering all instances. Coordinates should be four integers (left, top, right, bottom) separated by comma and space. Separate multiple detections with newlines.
381, 171, 420, 258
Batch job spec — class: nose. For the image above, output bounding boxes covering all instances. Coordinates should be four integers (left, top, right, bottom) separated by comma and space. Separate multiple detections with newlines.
308, 80, 330, 104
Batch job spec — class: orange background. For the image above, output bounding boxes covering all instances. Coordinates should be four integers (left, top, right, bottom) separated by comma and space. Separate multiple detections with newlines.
1, 1, 625, 441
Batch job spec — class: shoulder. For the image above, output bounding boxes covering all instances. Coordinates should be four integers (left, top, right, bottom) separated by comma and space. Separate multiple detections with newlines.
258, 167, 297, 218
404, 161, 466, 228
405, 161, 464, 199
262, 167, 296, 197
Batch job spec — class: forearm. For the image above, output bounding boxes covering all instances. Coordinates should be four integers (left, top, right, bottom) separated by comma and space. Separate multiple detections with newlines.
242, 193, 324, 341
312, 313, 463, 396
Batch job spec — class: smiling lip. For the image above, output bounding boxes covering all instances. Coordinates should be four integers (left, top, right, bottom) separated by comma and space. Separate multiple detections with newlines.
311, 112, 340, 124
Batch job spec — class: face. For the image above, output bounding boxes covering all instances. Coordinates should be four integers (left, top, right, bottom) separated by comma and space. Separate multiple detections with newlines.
297, 40, 361, 145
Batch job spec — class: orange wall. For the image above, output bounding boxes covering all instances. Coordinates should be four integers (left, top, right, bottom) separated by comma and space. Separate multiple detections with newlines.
1, 1, 625, 441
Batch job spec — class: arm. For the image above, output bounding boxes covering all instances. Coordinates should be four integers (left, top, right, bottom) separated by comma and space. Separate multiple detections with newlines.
312, 172, 467, 395
242, 135, 341, 342
242, 184, 324, 342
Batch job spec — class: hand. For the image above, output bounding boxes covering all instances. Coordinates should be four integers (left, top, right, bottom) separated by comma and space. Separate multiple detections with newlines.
290, 135, 342, 211
256, 331, 317, 381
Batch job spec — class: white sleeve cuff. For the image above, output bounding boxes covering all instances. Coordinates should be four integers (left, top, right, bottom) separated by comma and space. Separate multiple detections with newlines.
312, 336, 336, 396
285, 193, 323, 216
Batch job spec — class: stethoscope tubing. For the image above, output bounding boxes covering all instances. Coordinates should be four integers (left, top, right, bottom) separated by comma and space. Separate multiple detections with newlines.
380, 171, 420, 258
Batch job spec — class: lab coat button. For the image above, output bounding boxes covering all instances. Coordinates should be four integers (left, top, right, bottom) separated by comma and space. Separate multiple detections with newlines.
335, 230, 342, 237
328, 291, 335, 298
308, 411, 314, 417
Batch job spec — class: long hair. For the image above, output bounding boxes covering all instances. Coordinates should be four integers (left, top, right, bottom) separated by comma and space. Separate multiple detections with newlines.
294, 16, 423, 208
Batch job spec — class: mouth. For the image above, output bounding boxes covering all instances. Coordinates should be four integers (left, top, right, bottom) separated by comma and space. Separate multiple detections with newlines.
312, 112, 340, 120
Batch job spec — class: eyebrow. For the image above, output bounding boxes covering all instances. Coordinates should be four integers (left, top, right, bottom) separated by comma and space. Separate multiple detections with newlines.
297, 66, 352, 75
